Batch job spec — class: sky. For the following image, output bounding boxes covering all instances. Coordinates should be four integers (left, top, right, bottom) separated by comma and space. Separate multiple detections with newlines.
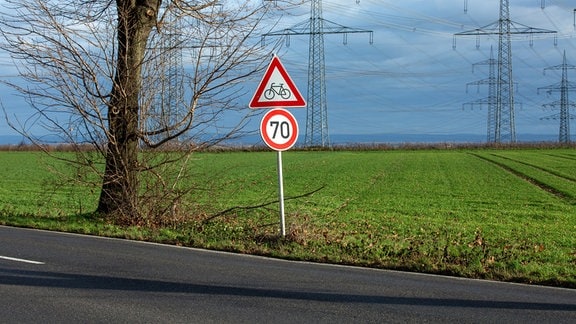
1, 0, 576, 143
261, 0, 576, 141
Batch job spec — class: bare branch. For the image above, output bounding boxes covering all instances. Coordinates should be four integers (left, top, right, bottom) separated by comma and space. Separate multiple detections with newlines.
204, 186, 327, 222
0, 0, 282, 223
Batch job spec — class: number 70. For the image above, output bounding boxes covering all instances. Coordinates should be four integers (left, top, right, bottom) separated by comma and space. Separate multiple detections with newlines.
270, 121, 291, 139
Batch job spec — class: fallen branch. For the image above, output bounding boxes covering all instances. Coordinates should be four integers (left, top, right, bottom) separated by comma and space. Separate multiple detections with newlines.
204, 185, 326, 222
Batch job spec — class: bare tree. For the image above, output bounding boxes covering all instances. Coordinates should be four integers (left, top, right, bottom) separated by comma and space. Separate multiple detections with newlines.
0, 0, 279, 224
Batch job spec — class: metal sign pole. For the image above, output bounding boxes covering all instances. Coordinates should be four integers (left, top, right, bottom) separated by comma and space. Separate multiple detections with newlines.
250, 54, 304, 238
277, 150, 286, 237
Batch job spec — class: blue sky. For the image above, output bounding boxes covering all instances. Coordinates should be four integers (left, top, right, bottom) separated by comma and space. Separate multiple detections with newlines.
258, 0, 576, 140
1, 0, 576, 143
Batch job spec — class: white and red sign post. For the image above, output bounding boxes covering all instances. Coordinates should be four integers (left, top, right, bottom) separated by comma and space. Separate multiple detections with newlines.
250, 55, 306, 237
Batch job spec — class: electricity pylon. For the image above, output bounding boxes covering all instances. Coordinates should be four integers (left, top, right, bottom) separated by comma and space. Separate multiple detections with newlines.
454, 0, 556, 143
144, 11, 185, 143
263, 0, 373, 147
538, 51, 576, 144
463, 47, 498, 143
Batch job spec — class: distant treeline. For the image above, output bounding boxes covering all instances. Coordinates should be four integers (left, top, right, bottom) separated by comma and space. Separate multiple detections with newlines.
1, 141, 575, 152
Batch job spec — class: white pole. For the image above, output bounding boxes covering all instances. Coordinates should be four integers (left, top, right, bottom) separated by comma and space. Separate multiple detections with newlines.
277, 150, 286, 237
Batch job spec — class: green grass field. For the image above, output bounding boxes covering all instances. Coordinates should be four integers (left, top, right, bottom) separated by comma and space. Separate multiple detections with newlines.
1, 148, 575, 287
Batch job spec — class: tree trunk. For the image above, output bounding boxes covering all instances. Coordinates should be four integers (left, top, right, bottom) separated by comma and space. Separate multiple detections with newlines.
97, 0, 160, 218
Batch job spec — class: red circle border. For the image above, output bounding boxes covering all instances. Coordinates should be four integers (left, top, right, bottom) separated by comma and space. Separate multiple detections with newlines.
260, 108, 299, 151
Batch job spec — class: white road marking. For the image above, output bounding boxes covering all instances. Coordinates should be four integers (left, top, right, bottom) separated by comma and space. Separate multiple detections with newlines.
0, 255, 45, 265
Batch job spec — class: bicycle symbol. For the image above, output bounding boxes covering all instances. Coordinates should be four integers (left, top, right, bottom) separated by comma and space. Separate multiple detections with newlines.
264, 83, 292, 100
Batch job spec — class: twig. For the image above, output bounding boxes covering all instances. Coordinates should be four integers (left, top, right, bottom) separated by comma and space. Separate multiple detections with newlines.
204, 185, 325, 222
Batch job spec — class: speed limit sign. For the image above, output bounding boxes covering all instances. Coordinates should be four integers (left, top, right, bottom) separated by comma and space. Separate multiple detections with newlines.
260, 108, 299, 151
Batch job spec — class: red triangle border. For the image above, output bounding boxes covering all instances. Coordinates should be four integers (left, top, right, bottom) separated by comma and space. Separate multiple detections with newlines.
249, 55, 306, 109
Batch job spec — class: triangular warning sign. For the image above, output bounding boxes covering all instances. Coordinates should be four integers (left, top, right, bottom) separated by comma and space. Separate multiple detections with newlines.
249, 55, 306, 109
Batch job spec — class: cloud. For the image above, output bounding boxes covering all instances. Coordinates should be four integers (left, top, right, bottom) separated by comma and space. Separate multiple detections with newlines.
1, 0, 575, 142
258, 0, 575, 140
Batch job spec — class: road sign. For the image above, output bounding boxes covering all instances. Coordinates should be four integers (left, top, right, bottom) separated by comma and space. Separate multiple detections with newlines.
260, 108, 299, 151
259, 108, 300, 237
249, 55, 306, 109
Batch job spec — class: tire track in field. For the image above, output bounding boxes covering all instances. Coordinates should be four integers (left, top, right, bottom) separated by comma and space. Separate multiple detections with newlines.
489, 154, 576, 183
544, 153, 576, 162
469, 153, 574, 202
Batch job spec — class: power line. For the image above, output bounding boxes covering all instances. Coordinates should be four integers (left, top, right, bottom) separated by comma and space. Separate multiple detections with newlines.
263, 0, 372, 147
538, 50, 576, 143
463, 46, 498, 142
454, 0, 556, 143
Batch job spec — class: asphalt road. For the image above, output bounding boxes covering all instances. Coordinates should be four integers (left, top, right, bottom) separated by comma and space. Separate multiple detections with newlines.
1, 225, 575, 323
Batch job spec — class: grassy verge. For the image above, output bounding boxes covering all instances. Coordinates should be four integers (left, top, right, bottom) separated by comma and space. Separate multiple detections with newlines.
1, 148, 575, 288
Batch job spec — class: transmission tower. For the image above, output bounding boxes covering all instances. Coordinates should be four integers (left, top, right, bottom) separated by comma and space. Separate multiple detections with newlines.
454, 0, 556, 143
538, 51, 576, 144
144, 11, 185, 143
263, 0, 373, 147
463, 47, 498, 142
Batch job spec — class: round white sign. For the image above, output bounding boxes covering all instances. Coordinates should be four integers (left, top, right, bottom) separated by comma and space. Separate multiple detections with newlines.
260, 108, 299, 151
